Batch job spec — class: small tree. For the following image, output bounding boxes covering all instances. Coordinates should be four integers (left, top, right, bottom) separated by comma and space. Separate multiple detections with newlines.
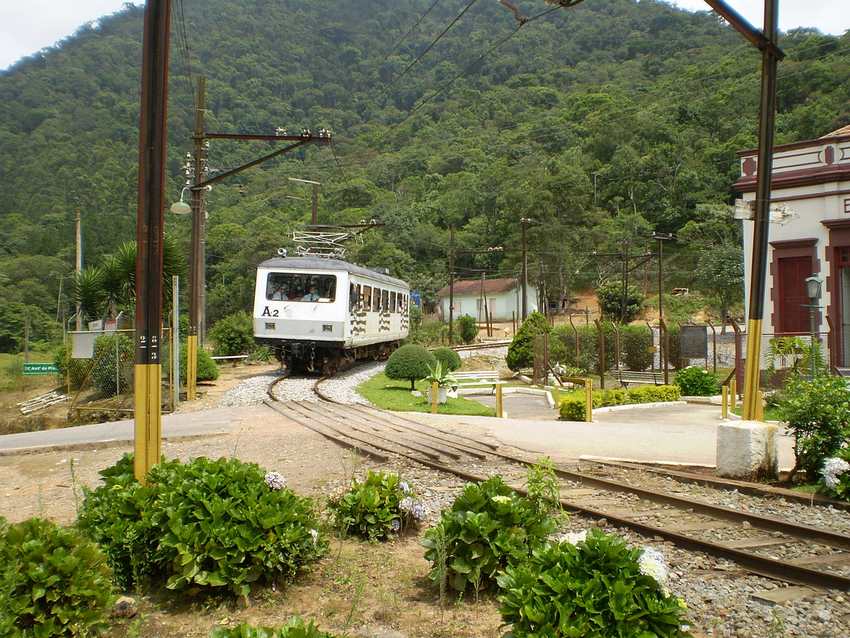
506, 312, 550, 371
597, 281, 644, 323
385, 344, 437, 390
457, 314, 478, 344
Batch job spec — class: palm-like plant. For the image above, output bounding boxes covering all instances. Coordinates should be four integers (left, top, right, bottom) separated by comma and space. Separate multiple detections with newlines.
72, 266, 107, 322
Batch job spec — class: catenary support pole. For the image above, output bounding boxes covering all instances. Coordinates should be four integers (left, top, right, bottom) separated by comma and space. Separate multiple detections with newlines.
172, 275, 180, 411
742, 0, 780, 421
520, 218, 529, 320
187, 75, 205, 401
133, 0, 171, 482
448, 226, 455, 344
75, 208, 82, 331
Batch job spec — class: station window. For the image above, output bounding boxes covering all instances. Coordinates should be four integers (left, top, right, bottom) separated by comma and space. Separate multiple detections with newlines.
266, 273, 336, 302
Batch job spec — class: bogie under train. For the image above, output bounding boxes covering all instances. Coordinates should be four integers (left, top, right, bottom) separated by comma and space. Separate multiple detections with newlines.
253, 256, 410, 374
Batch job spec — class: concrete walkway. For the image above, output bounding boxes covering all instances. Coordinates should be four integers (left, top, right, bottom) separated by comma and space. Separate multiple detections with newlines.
409, 406, 796, 470
0, 407, 264, 455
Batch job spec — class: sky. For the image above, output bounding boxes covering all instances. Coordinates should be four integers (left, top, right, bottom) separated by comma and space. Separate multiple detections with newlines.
0, 0, 848, 70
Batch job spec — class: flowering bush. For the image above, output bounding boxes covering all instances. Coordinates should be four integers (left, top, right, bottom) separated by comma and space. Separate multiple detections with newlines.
0, 518, 115, 637
422, 476, 556, 593
674, 366, 720, 396
328, 471, 426, 541
778, 375, 850, 479
821, 453, 850, 500
497, 530, 690, 638
210, 618, 336, 638
78, 454, 325, 597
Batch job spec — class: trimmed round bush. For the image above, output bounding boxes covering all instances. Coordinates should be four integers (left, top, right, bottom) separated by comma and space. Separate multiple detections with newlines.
498, 530, 690, 637
0, 518, 114, 637
457, 314, 478, 344
432, 346, 461, 372
209, 311, 256, 356
179, 343, 220, 383
674, 365, 719, 396
211, 618, 336, 638
506, 311, 550, 371
385, 344, 437, 390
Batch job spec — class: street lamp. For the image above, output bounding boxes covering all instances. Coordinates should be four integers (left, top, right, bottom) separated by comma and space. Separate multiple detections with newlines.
804, 275, 822, 379
170, 187, 192, 215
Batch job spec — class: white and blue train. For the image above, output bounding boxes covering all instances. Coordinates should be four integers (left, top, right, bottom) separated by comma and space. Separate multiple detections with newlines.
253, 255, 410, 374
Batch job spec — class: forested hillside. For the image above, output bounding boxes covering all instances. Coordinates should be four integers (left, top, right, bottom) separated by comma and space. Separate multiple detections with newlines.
1, 0, 848, 349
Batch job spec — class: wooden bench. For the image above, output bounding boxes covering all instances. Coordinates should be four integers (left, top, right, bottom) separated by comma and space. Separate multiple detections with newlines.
617, 370, 665, 388
452, 370, 501, 393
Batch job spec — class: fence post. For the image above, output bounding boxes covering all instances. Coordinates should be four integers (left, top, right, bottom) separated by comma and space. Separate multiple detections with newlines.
645, 321, 656, 373
660, 318, 669, 385
729, 316, 743, 394
431, 382, 439, 413
569, 314, 580, 362
707, 319, 718, 373
585, 378, 593, 422
115, 336, 120, 397
612, 322, 621, 371
594, 319, 605, 390
496, 383, 503, 418
172, 276, 180, 411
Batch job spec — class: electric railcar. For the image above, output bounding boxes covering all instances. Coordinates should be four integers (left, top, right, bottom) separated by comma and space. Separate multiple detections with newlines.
253, 256, 410, 374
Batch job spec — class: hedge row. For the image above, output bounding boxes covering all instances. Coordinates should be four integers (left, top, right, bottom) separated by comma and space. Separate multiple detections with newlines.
559, 384, 681, 421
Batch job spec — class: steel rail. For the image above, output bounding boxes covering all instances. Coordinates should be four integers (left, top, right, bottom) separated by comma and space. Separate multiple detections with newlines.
271, 372, 850, 590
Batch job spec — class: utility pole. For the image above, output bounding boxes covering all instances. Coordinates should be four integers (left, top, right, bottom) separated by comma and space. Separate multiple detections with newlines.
652, 232, 673, 383
289, 178, 321, 225
133, 0, 171, 482
621, 238, 629, 323
448, 226, 455, 344
75, 208, 82, 331
187, 75, 206, 401
520, 218, 531, 320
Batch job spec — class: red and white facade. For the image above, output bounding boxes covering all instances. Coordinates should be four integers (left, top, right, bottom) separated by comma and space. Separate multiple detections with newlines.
735, 125, 850, 367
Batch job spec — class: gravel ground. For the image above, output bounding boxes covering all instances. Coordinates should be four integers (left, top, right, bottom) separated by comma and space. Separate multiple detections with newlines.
216, 372, 283, 407
318, 360, 387, 404
580, 463, 850, 536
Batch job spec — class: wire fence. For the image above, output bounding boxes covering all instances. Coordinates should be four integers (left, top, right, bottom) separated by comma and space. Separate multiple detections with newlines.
64, 328, 176, 420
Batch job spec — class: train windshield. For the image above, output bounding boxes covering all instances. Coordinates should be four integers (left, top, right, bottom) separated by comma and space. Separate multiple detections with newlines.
266, 273, 336, 302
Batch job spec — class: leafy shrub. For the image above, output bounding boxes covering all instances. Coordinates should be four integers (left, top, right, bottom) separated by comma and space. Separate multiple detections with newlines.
457, 314, 478, 344
77, 454, 169, 590
506, 312, 550, 371
209, 311, 256, 356
821, 451, 850, 501
432, 346, 461, 372
79, 455, 325, 597
597, 281, 644, 323
666, 324, 684, 370
621, 324, 654, 371
385, 344, 437, 390
179, 343, 220, 383
559, 385, 680, 420
674, 365, 719, 396
53, 344, 90, 389
497, 530, 690, 638
422, 476, 556, 593
778, 375, 850, 478
0, 518, 114, 637
210, 618, 336, 638
550, 324, 616, 374
91, 333, 134, 395
328, 471, 426, 541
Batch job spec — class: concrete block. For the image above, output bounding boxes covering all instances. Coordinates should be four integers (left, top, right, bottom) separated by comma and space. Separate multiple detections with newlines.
716, 420, 779, 480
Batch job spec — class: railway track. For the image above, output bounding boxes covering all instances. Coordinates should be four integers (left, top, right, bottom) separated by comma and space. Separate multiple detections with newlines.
450, 339, 511, 352
265, 367, 850, 592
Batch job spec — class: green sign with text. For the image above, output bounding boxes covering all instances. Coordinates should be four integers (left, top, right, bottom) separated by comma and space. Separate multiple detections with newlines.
23, 363, 59, 376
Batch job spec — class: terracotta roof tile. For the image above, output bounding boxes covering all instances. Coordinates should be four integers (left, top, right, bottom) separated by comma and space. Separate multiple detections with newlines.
436, 277, 518, 297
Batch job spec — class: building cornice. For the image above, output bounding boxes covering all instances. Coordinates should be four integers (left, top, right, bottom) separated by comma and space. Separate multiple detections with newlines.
737, 134, 850, 157
733, 165, 850, 193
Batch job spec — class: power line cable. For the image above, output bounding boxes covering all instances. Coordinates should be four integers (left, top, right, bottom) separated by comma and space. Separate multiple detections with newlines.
381, 0, 443, 66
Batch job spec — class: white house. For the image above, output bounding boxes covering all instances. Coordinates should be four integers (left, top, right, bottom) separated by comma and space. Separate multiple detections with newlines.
735, 124, 850, 368
436, 278, 538, 322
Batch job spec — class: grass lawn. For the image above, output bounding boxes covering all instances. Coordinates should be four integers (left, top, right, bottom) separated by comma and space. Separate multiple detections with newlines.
357, 372, 495, 417
0, 352, 55, 392
731, 404, 783, 422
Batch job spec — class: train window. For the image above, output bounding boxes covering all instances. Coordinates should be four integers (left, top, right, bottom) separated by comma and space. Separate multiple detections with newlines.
390, 291, 397, 312
266, 273, 336, 302
362, 286, 372, 310
372, 288, 381, 312
381, 289, 389, 312
349, 284, 360, 310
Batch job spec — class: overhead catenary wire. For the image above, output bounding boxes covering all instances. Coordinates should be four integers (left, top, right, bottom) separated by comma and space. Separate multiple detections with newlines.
381, 0, 444, 66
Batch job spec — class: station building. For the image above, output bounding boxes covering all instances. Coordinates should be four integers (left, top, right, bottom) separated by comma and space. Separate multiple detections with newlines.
436, 277, 538, 322
735, 124, 850, 368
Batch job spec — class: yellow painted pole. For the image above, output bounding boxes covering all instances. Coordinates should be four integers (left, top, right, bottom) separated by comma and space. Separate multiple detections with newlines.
722, 386, 728, 419
431, 381, 439, 414
756, 390, 764, 421
730, 377, 737, 410
134, 363, 162, 483
186, 335, 198, 400
742, 319, 764, 419
496, 383, 503, 418
585, 378, 593, 422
